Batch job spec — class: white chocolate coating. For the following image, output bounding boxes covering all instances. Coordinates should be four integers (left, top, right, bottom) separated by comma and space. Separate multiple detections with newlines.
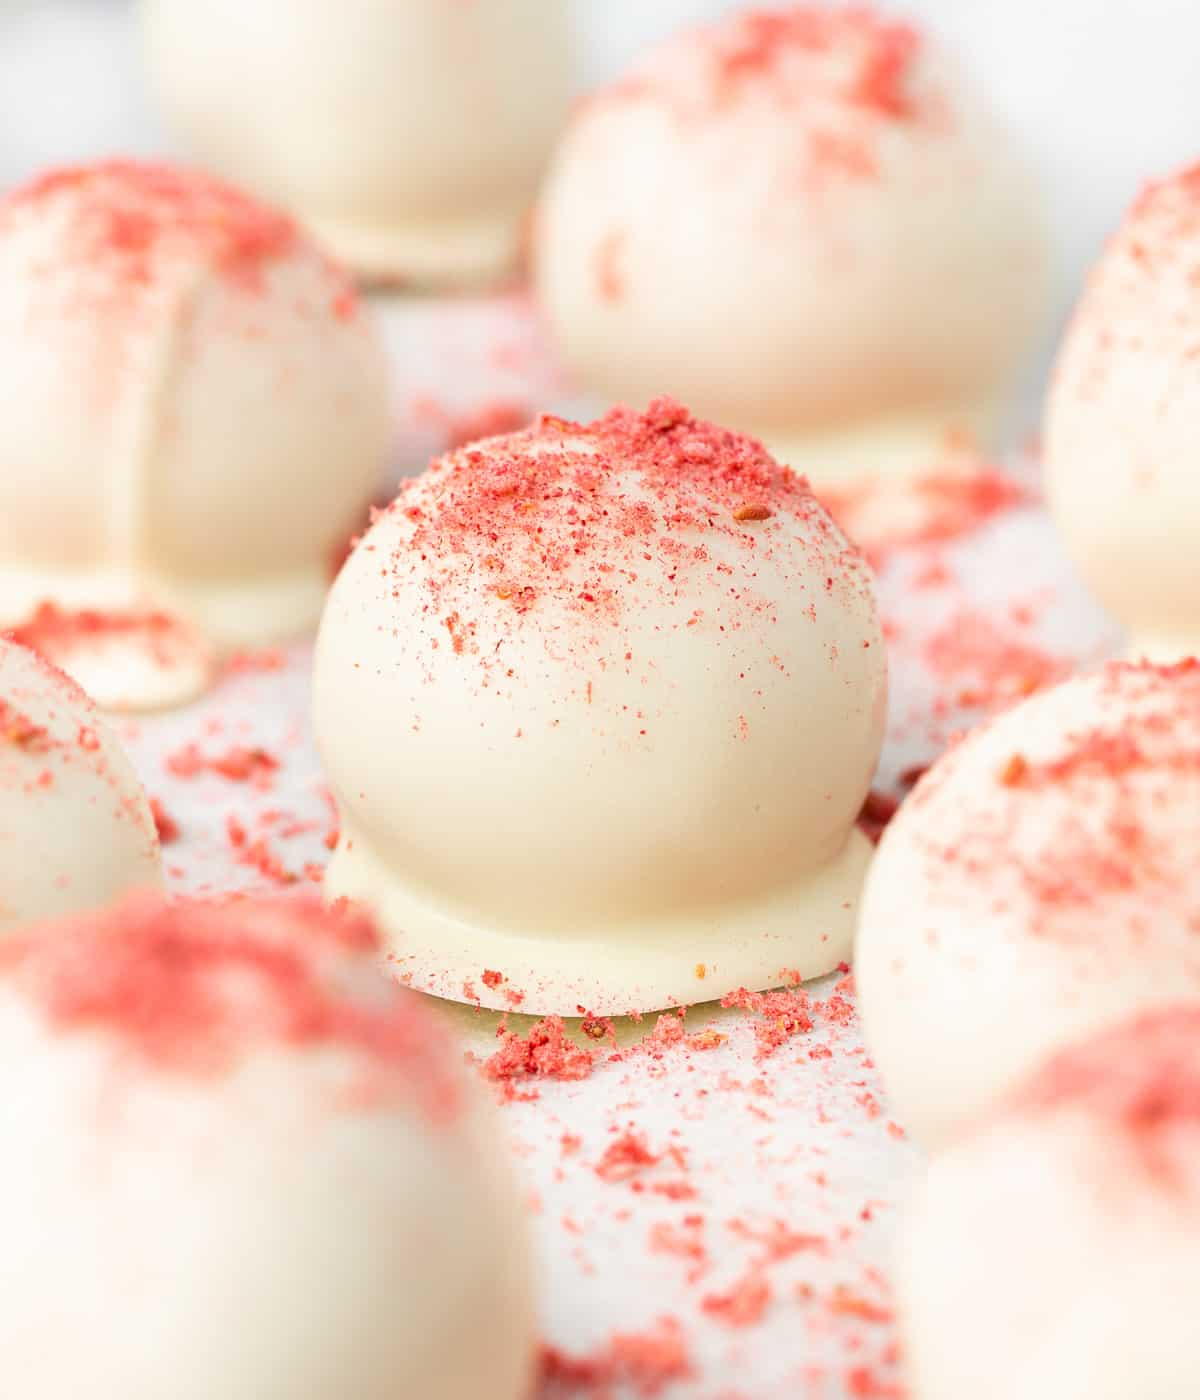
855, 660, 1200, 1148
315, 400, 886, 1014
0, 161, 391, 708
1045, 165, 1200, 662
535, 6, 1046, 483
0, 639, 162, 930
0, 895, 534, 1400
899, 1008, 1200, 1400
141, 0, 573, 288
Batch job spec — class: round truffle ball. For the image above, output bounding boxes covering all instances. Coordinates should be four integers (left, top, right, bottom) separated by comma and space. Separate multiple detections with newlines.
1045, 164, 1200, 662
0, 893, 534, 1400
855, 660, 1200, 1147
535, 6, 1046, 482
315, 399, 886, 1014
899, 1007, 1200, 1400
141, 0, 573, 288
0, 161, 391, 705
0, 639, 162, 930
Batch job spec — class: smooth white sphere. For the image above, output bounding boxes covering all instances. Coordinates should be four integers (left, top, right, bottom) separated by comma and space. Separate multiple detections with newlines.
0, 161, 391, 706
855, 659, 1200, 1148
141, 0, 573, 287
900, 1007, 1200, 1400
315, 400, 886, 1013
535, 6, 1046, 482
0, 639, 161, 931
1046, 164, 1200, 661
0, 894, 534, 1400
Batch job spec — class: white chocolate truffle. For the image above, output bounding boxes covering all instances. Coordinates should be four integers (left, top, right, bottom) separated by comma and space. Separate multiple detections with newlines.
0, 894, 534, 1400
315, 399, 886, 1014
0, 639, 162, 930
141, 0, 573, 288
900, 1007, 1200, 1400
7, 603, 217, 714
535, 6, 1046, 483
1046, 164, 1200, 662
0, 161, 391, 708
855, 660, 1200, 1148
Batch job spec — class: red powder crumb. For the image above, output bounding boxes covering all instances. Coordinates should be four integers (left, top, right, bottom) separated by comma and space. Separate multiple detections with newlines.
580, 1015, 617, 1046
649, 1220, 709, 1282
211, 747, 280, 782
831, 1287, 895, 1325
847, 15, 920, 116
702, 1270, 772, 1328
595, 1131, 662, 1183
720, 983, 814, 1059
729, 1217, 828, 1263
999, 752, 1029, 786
0, 698, 51, 752
539, 1318, 691, 1398
732, 502, 773, 522
857, 789, 900, 843
651, 1180, 697, 1202
0, 892, 459, 1119
613, 1011, 729, 1063
167, 743, 280, 786
226, 816, 299, 887
149, 797, 179, 844
846, 1367, 907, 1398
482, 1016, 597, 1089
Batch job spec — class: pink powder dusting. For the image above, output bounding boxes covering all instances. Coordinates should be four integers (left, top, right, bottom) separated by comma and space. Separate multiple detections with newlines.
374, 397, 870, 692
1009, 1005, 1200, 1190
922, 608, 1071, 711
0, 892, 461, 1122
0, 643, 159, 851
1, 159, 357, 313
819, 463, 1027, 570
911, 660, 1200, 932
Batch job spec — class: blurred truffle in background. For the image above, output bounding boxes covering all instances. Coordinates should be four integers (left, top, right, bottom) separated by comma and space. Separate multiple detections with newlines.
535, 5, 1048, 482
139, 0, 574, 289
0, 160, 391, 709
899, 1007, 1200, 1400
1045, 164, 1200, 664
